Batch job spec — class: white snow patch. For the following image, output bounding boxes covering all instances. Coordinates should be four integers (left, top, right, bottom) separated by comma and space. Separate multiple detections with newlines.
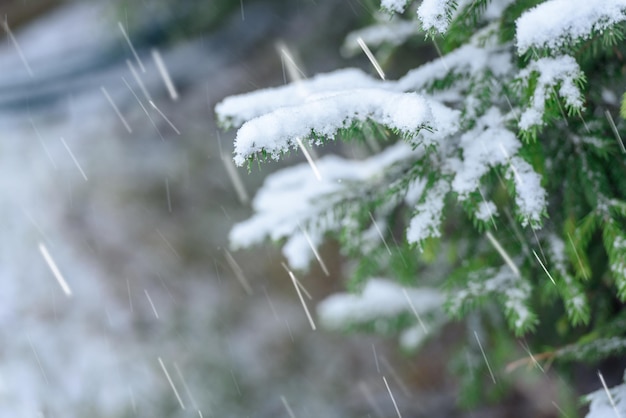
407, 179, 450, 244
215, 68, 384, 128
517, 56, 584, 131
476, 201, 497, 222
282, 230, 323, 271
230, 142, 421, 268
232, 89, 432, 166
585, 370, 626, 418
414, 99, 461, 145
449, 266, 534, 331
505, 156, 546, 227
381, 0, 410, 13
516, 0, 626, 54
397, 43, 513, 91
451, 108, 520, 199
317, 278, 444, 329
400, 324, 429, 350
417, 0, 472, 33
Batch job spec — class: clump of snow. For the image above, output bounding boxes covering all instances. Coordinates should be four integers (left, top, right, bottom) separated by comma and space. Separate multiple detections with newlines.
400, 324, 430, 350
282, 230, 324, 271
505, 156, 546, 227
406, 179, 450, 244
230, 142, 421, 269
414, 99, 461, 145
232, 89, 432, 166
317, 278, 444, 329
417, 0, 472, 34
451, 107, 521, 199
215, 69, 384, 128
517, 56, 584, 131
476, 201, 498, 222
516, 0, 626, 54
381, 0, 411, 14
417, 0, 453, 33
585, 370, 626, 418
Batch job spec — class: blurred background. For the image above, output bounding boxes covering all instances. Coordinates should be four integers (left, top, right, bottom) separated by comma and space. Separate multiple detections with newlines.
0, 0, 567, 416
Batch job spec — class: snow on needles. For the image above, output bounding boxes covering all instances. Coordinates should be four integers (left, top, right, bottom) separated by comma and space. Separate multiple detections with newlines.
448, 108, 546, 227
318, 278, 447, 350
317, 278, 444, 330
215, 68, 384, 128
516, 0, 626, 54
451, 108, 520, 199
476, 201, 497, 222
407, 179, 450, 244
397, 43, 513, 92
517, 56, 584, 131
449, 266, 535, 332
229, 142, 421, 269
417, 0, 473, 33
231, 89, 432, 166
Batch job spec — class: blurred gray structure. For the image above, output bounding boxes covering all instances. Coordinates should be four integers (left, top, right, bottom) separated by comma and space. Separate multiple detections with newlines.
0, 1, 414, 416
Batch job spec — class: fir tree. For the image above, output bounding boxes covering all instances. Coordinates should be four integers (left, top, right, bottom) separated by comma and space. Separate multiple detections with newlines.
216, 0, 626, 413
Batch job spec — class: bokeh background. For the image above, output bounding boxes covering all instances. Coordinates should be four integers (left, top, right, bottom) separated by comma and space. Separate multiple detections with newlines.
0, 0, 571, 416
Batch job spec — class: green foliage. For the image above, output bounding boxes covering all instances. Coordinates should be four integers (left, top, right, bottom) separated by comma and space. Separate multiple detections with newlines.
217, 0, 626, 413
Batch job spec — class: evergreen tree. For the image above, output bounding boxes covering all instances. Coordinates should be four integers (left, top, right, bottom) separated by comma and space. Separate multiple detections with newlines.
216, 0, 626, 414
